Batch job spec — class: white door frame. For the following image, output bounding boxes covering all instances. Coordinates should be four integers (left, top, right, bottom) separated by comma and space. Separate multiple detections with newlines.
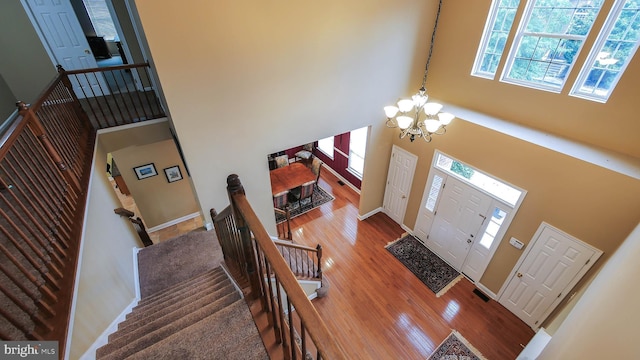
383, 145, 417, 228
497, 222, 602, 329
414, 150, 524, 287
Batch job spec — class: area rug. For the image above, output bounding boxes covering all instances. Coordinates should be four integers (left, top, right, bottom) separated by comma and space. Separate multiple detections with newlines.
275, 185, 335, 224
428, 330, 488, 360
386, 234, 463, 297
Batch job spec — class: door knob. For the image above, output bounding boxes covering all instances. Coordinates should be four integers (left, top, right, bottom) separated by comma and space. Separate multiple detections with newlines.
401, 195, 406, 199
517, 272, 523, 278
84, 49, 91, 54
467, 239, 472, 244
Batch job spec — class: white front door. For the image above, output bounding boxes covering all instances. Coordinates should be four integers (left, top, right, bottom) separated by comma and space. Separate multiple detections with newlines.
499, 223, 601, 329
25, 0, 109, 97
426, 176, 492, 269
383, 145, 417, 226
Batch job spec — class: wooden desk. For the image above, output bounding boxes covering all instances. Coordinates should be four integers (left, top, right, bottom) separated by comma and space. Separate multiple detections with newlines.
270, 162, 316, 195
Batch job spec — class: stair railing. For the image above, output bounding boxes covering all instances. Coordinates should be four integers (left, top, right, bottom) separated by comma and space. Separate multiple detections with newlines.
223, 174, 345, 360
113, 208, 153, 247
273, 240, 323, 286
274, 207, 292, 240
0, 62, 167, 352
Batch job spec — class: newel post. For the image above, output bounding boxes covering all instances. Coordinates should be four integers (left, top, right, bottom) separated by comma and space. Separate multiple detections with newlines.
226, 174, 261, 299
18, 101, 82, 195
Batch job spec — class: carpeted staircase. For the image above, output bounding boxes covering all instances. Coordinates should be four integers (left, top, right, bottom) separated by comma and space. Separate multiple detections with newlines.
95, 231, 268, 359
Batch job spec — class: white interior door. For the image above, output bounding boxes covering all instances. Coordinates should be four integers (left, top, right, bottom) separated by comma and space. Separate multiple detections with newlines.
25, 0, 109, 97
499, 223, 602, 329
426, 176, 492, 269
383, 145, 417, 226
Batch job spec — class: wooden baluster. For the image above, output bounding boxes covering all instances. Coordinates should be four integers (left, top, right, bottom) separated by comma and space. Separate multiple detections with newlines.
264, 261, 281, 343
0, 177, 66, 260
226, 174, 261, 299
274, 275, 290, 360
252, 238, 269, 312
4, 151, 73, 246
0, 262, 56, 317
0, 225, 60, 289
0, 242, 57, 301
0, 282, 53, 332
287, 296, 296, 360
0, 162, 71, 247
316, 244, 323, 283
300, 323, 307, 360
18, 101, 81, 195
0, 200, 65, 272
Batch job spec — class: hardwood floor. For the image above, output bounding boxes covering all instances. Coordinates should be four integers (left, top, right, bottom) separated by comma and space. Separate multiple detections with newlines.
285, 168, 534, 360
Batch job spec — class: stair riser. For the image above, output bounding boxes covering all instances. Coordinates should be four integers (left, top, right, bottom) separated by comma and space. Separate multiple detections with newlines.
97, 292, 242, 359
136, 269, 227, 306
113, 282, 235, 340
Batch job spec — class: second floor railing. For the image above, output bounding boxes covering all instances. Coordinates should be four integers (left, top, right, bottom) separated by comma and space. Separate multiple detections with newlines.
0, 61, 166, 352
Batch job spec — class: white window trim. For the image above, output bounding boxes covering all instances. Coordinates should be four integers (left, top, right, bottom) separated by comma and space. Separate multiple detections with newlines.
570, 0, 640, 102
500, 0, 603, 93
471, 0, 521, 80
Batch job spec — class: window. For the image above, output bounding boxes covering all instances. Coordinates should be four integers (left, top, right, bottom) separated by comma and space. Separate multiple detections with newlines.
347, 127, 368, 178
317, 136, 334, 159
472, 0, 522, 79
571, 0, 640, 102
83, 0, 118, 40
474, 0, 639, 101
502, 0, 604, 92
435, 152, 523, 207
479, 207, 507, 249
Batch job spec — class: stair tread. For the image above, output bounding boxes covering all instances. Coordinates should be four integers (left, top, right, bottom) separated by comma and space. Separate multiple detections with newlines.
137, 268, 226, 305
113, 281, 235, 339
123, 278, 232, 325
97, 290, 241, 359
122, 301, 267, 360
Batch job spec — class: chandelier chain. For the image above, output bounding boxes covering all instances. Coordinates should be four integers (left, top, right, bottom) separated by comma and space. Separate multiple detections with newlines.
421, 0, 443, 90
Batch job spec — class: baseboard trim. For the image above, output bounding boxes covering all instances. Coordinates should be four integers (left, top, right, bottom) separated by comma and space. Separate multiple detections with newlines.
79, 298, 137, 360
357, 207, 383, 221
147, 212, 201, 233
322, 165, 360, 195
475, 282, 498, 300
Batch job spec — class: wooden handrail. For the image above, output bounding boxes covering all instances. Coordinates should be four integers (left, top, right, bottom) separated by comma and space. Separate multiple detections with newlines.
274, 207, 292, 240
272, 239, 317, 252
228, 175, 346, 359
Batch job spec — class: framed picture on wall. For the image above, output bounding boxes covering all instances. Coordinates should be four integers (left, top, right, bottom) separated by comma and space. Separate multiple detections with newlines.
133, 163, 158, 180
163, 165, 183, 183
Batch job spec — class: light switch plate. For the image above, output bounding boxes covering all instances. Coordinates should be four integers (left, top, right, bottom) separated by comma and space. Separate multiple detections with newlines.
509, 237, 524, 250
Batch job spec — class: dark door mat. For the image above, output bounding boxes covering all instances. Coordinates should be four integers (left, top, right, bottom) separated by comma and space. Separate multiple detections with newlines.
473, 288, 490, 302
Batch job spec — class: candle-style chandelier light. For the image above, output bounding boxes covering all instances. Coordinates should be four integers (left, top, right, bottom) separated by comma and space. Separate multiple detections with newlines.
384, 0, 454, 142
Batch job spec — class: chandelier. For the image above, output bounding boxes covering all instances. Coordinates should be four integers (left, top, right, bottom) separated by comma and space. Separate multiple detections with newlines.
384, 0, 454, 142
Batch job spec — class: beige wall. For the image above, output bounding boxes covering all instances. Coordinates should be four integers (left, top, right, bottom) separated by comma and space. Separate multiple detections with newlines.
0, 1, 56, 103
69, 142, 141, 359
134, 0, 433, 229
112, 139, 200, 228
392, 118, 640, 300
428, 0, 640, 159
539, 223, 640, 358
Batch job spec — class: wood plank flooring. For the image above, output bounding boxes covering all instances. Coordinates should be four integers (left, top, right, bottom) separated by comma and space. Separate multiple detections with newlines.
285, 168, 534, 360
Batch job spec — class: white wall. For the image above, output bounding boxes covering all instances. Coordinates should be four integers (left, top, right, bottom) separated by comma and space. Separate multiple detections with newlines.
67, 141, 142, 359
538, 223, 640, 359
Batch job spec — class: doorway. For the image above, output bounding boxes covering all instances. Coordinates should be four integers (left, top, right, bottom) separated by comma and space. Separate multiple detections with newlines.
413, 151, 526, 283
498, 222, 602, 329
